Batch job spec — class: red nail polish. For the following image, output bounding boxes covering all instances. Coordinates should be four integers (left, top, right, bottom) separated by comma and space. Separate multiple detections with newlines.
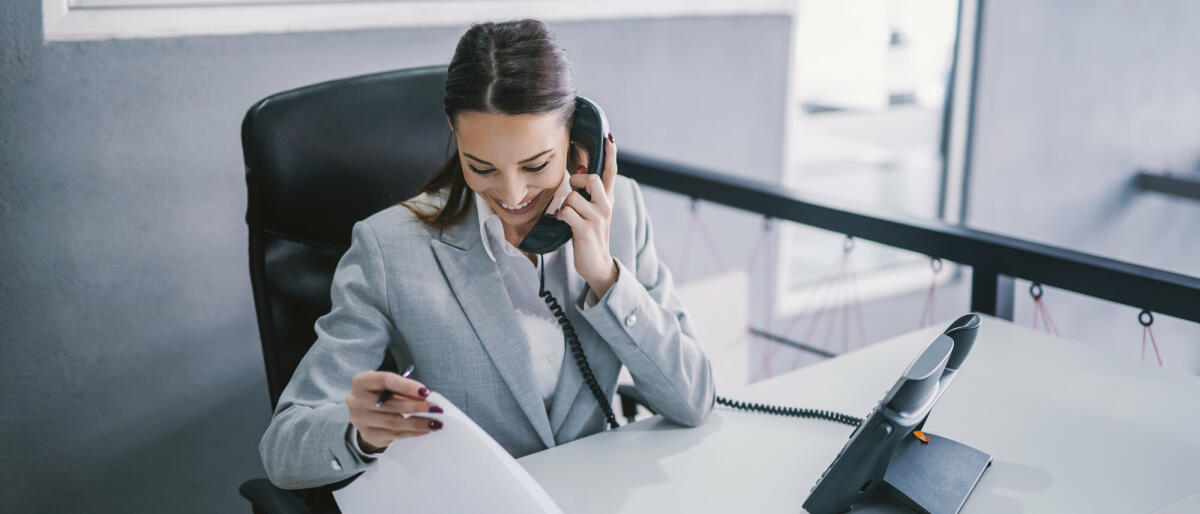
418, 387, 429, 397
576, 165, 586, 174
429, 406, 443, 413
607, 132, 614, 143
430, 420, 443, 430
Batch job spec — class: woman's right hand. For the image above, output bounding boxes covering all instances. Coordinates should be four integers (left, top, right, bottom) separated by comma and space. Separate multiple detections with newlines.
346, 370, 444, 453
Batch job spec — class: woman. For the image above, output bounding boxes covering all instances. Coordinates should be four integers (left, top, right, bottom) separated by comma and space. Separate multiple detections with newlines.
260, 19, 714, 490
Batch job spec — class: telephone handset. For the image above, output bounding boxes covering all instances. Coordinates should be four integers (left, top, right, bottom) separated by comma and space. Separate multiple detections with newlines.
527, 99, 862, 431
518, 96, 609, 255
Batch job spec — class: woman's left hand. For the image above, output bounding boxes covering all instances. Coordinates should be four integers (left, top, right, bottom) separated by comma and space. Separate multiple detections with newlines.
556, 133, 619, 298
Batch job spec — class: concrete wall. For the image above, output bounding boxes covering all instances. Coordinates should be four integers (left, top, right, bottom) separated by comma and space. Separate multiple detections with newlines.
0, 5, 792, 511
967, 0, 1200, 374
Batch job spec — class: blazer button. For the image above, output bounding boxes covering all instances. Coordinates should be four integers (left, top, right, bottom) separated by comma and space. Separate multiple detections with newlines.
330, 457, 343, 471
624, 313, 637, 327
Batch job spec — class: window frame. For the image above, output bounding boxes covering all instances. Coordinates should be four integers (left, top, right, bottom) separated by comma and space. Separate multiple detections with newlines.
43, 0, 795, 41
773, 0, 980, 319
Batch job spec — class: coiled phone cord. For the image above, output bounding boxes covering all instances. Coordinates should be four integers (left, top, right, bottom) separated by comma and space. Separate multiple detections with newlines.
537, 257, 860, 430
538, 256, 621, 429
714, 397, 861, 427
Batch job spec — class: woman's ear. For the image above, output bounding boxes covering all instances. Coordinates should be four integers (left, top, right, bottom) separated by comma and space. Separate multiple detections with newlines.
445, 114, 455, 133
568, 141, 589, 173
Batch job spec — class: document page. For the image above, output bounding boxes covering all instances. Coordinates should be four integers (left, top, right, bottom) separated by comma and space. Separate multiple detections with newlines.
333, 392, 563, 514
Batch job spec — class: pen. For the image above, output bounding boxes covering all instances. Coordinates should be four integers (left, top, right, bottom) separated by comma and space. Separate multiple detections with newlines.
375, 364, 415, 408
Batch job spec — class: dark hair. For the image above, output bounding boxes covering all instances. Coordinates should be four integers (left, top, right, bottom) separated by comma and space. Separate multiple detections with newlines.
400, 18, 577, 228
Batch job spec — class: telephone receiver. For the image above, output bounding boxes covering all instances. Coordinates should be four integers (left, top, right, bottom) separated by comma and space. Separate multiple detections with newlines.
517, 96, 609, 255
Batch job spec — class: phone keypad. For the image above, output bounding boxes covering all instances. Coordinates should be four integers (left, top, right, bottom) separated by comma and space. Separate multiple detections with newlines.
810, 401, 883, 494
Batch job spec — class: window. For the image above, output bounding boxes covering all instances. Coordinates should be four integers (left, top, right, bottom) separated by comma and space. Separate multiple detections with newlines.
776, 0, 977, 316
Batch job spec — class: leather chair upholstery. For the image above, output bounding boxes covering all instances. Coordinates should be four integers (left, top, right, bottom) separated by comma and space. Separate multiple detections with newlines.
240, 65, 451, 514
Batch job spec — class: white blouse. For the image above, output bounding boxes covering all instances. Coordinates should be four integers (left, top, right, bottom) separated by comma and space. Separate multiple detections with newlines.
474, 191, 599, 410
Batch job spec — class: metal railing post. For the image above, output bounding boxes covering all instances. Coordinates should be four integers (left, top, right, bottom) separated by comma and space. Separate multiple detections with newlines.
971, 268, 1014, 320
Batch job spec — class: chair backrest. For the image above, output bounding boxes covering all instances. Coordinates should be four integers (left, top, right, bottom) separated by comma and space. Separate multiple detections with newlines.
243, 65, 451, 410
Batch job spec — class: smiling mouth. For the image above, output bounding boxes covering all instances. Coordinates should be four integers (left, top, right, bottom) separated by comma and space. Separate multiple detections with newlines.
495, 191, 542, 214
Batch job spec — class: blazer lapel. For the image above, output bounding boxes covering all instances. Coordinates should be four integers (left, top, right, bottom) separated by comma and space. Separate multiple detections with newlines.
430, 203, 556, 449
547, 316, 587, 436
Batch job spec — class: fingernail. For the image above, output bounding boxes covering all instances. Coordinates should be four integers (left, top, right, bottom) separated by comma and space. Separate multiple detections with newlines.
576, 165, 586, 174
428, 406, 444, 413
429, 420, 443, 430
607, 132, 614, 143
418, 387, 429, 397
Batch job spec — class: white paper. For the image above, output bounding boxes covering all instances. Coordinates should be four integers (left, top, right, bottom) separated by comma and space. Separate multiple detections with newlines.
333, 392, 563, 514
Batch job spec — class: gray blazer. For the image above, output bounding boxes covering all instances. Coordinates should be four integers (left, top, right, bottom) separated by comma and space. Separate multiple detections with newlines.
259, 175, 715, 490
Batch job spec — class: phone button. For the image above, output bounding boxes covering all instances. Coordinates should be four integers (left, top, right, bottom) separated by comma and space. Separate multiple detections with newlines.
877, 423, 893, 440
328, 448, 343, 471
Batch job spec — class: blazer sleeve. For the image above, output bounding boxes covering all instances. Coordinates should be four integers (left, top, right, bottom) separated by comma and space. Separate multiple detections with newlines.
259, 221, 394, 489
577, 179, 716, 427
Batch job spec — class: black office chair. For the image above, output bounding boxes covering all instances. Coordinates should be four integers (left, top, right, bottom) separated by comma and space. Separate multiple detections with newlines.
239, 65, 451, 514
239, 64, 651, 514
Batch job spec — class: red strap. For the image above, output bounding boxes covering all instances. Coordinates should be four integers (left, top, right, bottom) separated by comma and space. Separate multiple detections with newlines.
1032, 298, 1060, 336
1141, 326, 1164, 366
675, 203, 729, 283
781, 241, 869, 370
918, 259, 943, 328
919, 280, 937, 328
676, 207, 699, 282
1030, 284, 1060, 336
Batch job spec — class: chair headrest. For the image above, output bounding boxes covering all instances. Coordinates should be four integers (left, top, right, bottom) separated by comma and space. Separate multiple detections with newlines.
243, 65, 452, 246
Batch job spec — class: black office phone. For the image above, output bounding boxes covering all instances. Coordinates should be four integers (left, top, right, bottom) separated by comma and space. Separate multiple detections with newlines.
518, 96, 608, 255
803, 314, 991, 514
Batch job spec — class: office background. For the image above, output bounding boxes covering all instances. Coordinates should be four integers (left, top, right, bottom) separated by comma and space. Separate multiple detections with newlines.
1, 0, 1197, 512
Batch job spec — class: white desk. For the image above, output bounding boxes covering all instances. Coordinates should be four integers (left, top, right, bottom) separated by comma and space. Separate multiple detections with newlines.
518, 315, 1200, 513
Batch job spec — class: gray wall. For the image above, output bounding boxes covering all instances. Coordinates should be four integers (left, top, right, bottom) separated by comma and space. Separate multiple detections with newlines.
967, 0, 1200, 374
0, 5, 792, 512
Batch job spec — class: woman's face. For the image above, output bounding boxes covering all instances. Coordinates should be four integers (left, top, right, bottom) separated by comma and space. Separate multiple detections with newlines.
452, 110, 573, 237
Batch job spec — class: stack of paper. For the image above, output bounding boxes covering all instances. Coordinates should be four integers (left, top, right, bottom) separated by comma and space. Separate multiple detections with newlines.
333, 392, 563, 514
